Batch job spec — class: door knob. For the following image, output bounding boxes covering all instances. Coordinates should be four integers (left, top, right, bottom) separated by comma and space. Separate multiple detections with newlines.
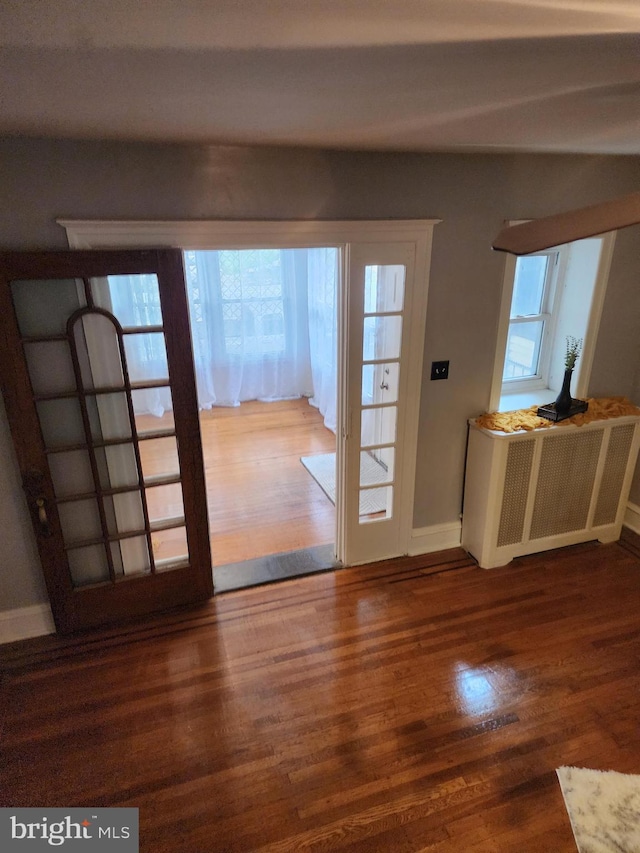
23, 470, 52, 538
35, 497, 51, 537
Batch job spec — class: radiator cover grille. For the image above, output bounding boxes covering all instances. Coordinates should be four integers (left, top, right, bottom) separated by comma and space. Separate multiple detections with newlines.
593, 424, 635, 527
530, 431, 603, 539
497, 440, 535, 546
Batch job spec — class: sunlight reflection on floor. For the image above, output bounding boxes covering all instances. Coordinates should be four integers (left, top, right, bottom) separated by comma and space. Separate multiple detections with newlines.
453, 662, 503, 716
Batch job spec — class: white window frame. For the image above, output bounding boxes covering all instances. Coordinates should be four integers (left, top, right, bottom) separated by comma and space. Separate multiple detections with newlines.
490, 227, 616, 413
501, 247, 564, 394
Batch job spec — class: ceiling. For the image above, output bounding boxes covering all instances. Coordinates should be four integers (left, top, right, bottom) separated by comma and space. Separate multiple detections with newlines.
2, 0, 640, 154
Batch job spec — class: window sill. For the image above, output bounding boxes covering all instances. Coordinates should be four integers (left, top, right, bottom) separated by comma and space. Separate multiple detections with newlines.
498, 388, 555, 413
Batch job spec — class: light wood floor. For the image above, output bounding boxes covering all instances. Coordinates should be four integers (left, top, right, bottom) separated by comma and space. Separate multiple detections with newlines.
2, 533, 640, 851
138, 399, 336, 567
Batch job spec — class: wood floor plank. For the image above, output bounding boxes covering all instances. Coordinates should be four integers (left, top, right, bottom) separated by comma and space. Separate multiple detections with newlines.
138, 398, 336, 566
2, 535, 640, 850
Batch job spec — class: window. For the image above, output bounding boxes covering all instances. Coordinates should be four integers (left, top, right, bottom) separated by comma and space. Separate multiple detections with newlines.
502, 250, 559, 390
184, 248, 289, 357
491, 232, 616, 413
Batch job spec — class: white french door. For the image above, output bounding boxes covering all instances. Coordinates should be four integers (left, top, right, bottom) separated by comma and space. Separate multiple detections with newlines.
339, 241, 421, 565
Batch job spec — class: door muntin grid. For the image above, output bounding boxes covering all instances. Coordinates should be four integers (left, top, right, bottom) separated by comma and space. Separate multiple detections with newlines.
357, 264, 405, 524
11, 274, 188, 588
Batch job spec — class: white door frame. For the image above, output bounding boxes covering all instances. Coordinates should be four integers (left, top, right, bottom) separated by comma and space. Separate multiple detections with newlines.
61, 219, 439, 564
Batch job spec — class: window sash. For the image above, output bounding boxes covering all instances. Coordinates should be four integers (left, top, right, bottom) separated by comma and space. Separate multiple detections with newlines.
503, 320, 546, 382
502, 251, 559, 389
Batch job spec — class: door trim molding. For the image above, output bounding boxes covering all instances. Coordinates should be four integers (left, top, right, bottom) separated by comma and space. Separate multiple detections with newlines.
61, 219, 441, 250
61, 219, 440, 564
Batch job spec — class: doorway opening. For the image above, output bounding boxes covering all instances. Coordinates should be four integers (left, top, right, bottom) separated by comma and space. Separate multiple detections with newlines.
119, 246, 342, 590
62, 217, 438, 591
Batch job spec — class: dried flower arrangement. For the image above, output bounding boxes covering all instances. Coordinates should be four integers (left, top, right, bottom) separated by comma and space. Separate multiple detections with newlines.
565, 336, 583, 371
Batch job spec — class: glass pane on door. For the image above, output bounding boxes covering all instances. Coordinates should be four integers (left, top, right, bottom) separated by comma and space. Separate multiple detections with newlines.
11, 278, 84, 336
362, 362, 400, 405
361, 407, 397, 447
123, 333, 169, 382
99, 273, 163, 328
362, 315, 402, 361
24, 341, 76, 395
364, 264, 405, 313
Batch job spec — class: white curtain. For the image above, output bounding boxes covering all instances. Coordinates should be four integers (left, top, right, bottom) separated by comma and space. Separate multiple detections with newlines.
109, 248, 339, 431
186, 249, 313, 406
307, 248, 338, 432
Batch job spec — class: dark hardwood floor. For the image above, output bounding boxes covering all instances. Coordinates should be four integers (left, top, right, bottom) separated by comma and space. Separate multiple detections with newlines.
2, 531, 640, 852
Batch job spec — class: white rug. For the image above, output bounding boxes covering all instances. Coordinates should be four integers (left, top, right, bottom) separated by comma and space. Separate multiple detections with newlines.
300, 451, 388, 515
557, 766, 640, 853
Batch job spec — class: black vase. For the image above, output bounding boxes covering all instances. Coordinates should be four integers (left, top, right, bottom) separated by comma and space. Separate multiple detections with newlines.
555, 368, 574, 414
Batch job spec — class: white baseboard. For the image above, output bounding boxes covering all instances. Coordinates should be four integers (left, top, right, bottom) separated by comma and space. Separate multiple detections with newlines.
409, 520, 462, 556
0, 603, 56, 645
624, 501, 640, 536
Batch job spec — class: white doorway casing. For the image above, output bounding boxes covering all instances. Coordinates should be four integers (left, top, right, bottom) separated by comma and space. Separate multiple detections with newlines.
61, 219, 440, 565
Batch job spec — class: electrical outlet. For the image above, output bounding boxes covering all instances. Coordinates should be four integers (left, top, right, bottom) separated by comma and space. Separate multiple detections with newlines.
431, 360, 449, 380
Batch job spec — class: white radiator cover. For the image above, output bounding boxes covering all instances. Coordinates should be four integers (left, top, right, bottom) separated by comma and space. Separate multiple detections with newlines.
462, 414, 640, 568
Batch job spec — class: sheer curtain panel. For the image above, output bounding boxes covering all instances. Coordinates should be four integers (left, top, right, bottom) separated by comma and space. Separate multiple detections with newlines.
109, 248, 339, 431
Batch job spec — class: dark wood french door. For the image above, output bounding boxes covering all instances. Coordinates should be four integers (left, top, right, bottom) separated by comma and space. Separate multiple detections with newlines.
0, 250, 213, 633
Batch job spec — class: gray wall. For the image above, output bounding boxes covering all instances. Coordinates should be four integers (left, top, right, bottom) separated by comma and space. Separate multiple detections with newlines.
1, 138, 640, 611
